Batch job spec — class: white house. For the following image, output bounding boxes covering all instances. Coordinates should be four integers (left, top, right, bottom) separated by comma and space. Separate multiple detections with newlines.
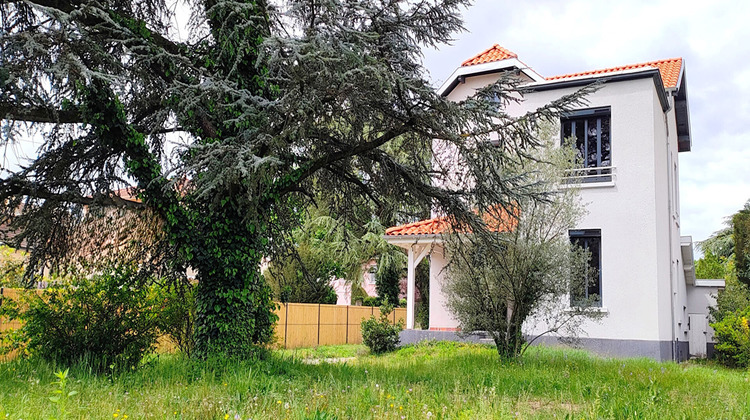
384, 45, 721, 361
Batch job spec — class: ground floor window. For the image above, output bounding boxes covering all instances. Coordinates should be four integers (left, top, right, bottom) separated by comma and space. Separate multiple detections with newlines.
569, 229, 602, 306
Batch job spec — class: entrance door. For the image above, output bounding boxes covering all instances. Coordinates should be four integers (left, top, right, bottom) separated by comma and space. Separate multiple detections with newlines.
688, 313, 707, 358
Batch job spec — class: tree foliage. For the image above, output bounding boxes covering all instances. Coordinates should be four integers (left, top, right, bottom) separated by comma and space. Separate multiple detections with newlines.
1, 0, 590, 357
375, 252, 404, 307
695, 249, 728, 280
443, 133, 602, 359
263, 207, 390, 304
733, 206, 750, 287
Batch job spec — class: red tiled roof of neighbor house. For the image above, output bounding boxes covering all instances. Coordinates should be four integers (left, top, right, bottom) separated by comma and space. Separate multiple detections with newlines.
112, 187, 141, 203
461, 45, 518, 67
546, 57, 683, 89
385, 208, 517, 236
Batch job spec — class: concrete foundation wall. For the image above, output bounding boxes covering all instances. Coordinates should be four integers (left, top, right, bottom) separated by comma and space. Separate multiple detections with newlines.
399, 330, 690, 362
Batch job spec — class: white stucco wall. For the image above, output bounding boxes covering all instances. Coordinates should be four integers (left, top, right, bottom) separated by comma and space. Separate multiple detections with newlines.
427, 73, 691, 348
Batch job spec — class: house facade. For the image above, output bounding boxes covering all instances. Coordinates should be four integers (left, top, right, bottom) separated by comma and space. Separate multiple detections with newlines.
385, 45, 719, 361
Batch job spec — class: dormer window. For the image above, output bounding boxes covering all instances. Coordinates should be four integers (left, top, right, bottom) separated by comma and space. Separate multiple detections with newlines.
562, 107, 612, 182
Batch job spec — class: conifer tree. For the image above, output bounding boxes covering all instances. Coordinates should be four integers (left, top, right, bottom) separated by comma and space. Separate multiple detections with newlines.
1, 0, 590, 357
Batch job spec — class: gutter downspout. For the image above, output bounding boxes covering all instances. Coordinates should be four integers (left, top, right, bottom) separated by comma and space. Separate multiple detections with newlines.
663, 92, 676, 361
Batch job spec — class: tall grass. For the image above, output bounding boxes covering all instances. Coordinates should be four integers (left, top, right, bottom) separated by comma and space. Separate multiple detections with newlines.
1, 342, 749, 419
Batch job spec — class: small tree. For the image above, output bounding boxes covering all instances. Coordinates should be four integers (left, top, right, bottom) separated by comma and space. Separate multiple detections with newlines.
415, 259, 430, 329
695, 249, 728, 280
361, 305, 404, 354
443, 134, 602, 359
734, 206, 750, 287
375, 253, 404, 307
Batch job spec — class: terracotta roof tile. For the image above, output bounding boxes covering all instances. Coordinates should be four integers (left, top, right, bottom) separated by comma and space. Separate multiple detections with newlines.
385, 217, 450, 236
112, 187, 141, 203
546, 57, 683, 89
461, 44, 518, 67
385, 209, 517, 236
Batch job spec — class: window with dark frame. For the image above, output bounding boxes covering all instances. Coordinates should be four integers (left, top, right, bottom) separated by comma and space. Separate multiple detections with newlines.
569, 229, 602, 307
562, 107, 611, 182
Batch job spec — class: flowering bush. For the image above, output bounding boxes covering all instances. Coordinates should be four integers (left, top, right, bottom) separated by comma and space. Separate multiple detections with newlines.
711, 306, 750, 368
0, 266, 160, 371
361, 305, 403, 354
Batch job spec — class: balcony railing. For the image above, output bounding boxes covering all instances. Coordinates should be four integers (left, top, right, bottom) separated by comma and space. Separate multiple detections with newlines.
563, 166, 616, 184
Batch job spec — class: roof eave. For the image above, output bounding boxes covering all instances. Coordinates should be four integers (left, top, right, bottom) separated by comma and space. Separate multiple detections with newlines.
525, 69, 670, 112
437, 58, 546, 97
382, 234, 443, 249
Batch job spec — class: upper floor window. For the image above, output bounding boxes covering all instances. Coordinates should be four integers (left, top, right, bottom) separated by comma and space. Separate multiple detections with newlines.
562, 107, 611, 182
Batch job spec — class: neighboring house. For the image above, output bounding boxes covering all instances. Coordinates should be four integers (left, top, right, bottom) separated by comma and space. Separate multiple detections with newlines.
385, 45, 722, 361
330, 260, 415, 306
330, 260, 379, 305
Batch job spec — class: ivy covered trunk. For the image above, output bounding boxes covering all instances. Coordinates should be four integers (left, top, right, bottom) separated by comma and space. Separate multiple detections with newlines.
193, 257, 275, 358
190, 206, 277, 358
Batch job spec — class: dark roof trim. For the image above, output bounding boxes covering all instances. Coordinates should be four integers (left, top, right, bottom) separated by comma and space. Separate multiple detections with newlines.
523, 69, 670, 112
440, 66, 522, 98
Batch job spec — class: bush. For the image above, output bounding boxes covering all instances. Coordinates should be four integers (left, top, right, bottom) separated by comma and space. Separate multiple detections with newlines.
0, 266, 161, 371
361, 296, 381, 307
0, 245, 26, 288
361, 305, 403, 354
156, 282, 196, 357
711, 306, 750, 368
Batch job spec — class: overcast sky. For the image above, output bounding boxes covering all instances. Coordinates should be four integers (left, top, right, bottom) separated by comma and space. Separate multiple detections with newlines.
3, 0, 745, 245
419, 0, 750, 244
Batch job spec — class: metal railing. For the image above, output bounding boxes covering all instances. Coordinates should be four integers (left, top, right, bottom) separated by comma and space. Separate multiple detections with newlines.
563, 166, 616, 183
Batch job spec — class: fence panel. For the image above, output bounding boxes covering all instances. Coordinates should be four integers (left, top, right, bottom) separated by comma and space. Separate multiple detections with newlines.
318, 305, 347, 346
273, 303, 406, 348
282, 303, 320, 349
0, 288, 28, 361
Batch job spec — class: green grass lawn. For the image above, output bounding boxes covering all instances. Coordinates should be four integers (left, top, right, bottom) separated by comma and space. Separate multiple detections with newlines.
1, 341, 749, 419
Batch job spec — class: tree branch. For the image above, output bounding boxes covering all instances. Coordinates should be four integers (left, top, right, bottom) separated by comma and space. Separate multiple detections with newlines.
0, 102, 82, 124
1, 178, 145, 209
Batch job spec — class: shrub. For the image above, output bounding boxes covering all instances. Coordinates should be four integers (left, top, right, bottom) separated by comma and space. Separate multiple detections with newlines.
361, 305, 403, 354
361, 296, 381, 307
0, 266, 161, 371
0, 245, 26, 288
711, 306, 750, 368
156, 282, 196, 357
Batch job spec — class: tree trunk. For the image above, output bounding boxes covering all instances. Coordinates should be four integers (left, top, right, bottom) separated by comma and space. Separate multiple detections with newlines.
190, 212, 277, 359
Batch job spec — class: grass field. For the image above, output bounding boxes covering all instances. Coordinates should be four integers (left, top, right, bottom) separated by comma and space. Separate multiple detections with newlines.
1, 341, 749, 419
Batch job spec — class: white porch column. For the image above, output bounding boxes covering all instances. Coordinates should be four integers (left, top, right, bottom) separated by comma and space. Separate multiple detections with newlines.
406, 244, 430, 329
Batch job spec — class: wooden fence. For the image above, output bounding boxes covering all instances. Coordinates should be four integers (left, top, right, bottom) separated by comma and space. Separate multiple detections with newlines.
0, 289, 406, 358
274, 302, 406, 348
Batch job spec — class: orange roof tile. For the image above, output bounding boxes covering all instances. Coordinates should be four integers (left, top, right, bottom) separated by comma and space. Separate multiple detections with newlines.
385, 217, 451, 236
112, 187, 141, 203
461, 44, 518, 67
385, 208, 517, 236
546, 57, 683, 89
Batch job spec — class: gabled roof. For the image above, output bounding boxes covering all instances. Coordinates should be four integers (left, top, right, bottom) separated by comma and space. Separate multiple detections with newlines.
461, 45, 518, 67
546, 58, 683, 89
